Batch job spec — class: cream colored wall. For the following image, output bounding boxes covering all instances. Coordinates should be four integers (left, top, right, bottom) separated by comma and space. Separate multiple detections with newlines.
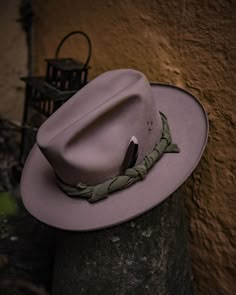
0, 0, 27, 121
33, 1, 236, 294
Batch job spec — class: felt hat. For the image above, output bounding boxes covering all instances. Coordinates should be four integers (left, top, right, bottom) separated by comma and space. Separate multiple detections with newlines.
20, 69, 208, 231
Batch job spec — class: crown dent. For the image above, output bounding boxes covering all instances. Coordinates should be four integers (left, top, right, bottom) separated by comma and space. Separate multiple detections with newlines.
37, 69, 162, 186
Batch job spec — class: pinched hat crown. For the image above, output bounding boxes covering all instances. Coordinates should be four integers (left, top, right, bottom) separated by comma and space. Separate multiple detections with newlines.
37, 69, 163, 186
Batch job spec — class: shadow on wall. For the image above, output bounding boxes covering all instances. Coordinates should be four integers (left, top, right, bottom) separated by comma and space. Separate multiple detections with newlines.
0, 0, 27, 121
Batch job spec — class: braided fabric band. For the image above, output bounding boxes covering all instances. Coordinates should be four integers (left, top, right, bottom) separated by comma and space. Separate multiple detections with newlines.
56, 113, 180, 203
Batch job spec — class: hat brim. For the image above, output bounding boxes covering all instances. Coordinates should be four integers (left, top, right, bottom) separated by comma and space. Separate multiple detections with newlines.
20, 84, 208, 231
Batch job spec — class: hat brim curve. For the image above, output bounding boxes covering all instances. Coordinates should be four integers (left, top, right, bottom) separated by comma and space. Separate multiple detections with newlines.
20, 83, 208, 231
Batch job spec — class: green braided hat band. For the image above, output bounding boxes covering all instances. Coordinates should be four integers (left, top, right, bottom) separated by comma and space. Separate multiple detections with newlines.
56, 113, 180, 203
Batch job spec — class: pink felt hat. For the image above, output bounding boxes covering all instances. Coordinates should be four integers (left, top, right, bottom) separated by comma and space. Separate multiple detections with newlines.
20, 69, 208, 231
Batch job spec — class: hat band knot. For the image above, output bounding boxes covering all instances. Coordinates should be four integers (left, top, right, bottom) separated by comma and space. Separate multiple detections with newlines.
56, 113, 180, 203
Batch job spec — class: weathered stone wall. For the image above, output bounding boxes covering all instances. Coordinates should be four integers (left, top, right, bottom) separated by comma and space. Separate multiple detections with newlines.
0, 0, 27, 121
32, 1, 236, 294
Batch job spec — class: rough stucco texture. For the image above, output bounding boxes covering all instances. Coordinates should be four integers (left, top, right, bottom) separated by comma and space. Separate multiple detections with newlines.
0, 0, 26, 121
33, 1, 235, 294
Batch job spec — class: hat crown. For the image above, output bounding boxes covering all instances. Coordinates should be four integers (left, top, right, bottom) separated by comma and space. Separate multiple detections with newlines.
37, 69, 163, 185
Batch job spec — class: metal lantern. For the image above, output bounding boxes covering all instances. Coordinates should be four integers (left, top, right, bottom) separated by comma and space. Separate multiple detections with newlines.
20, 31, 92, 163
45, 31, 91, 91
21, 77, 76, 117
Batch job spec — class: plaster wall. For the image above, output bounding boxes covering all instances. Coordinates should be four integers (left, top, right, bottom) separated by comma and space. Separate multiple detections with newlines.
33, 1, 236, 294
0, 0, 27, 121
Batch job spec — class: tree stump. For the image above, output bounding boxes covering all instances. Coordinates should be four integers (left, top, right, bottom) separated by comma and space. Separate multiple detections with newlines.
52, 188, 194, 295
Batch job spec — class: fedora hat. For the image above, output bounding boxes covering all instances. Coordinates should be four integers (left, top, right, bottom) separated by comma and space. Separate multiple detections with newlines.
20, 69, 208, 231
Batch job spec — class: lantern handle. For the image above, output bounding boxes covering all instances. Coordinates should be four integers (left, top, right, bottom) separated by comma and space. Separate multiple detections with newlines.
55, 31, 92, 70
